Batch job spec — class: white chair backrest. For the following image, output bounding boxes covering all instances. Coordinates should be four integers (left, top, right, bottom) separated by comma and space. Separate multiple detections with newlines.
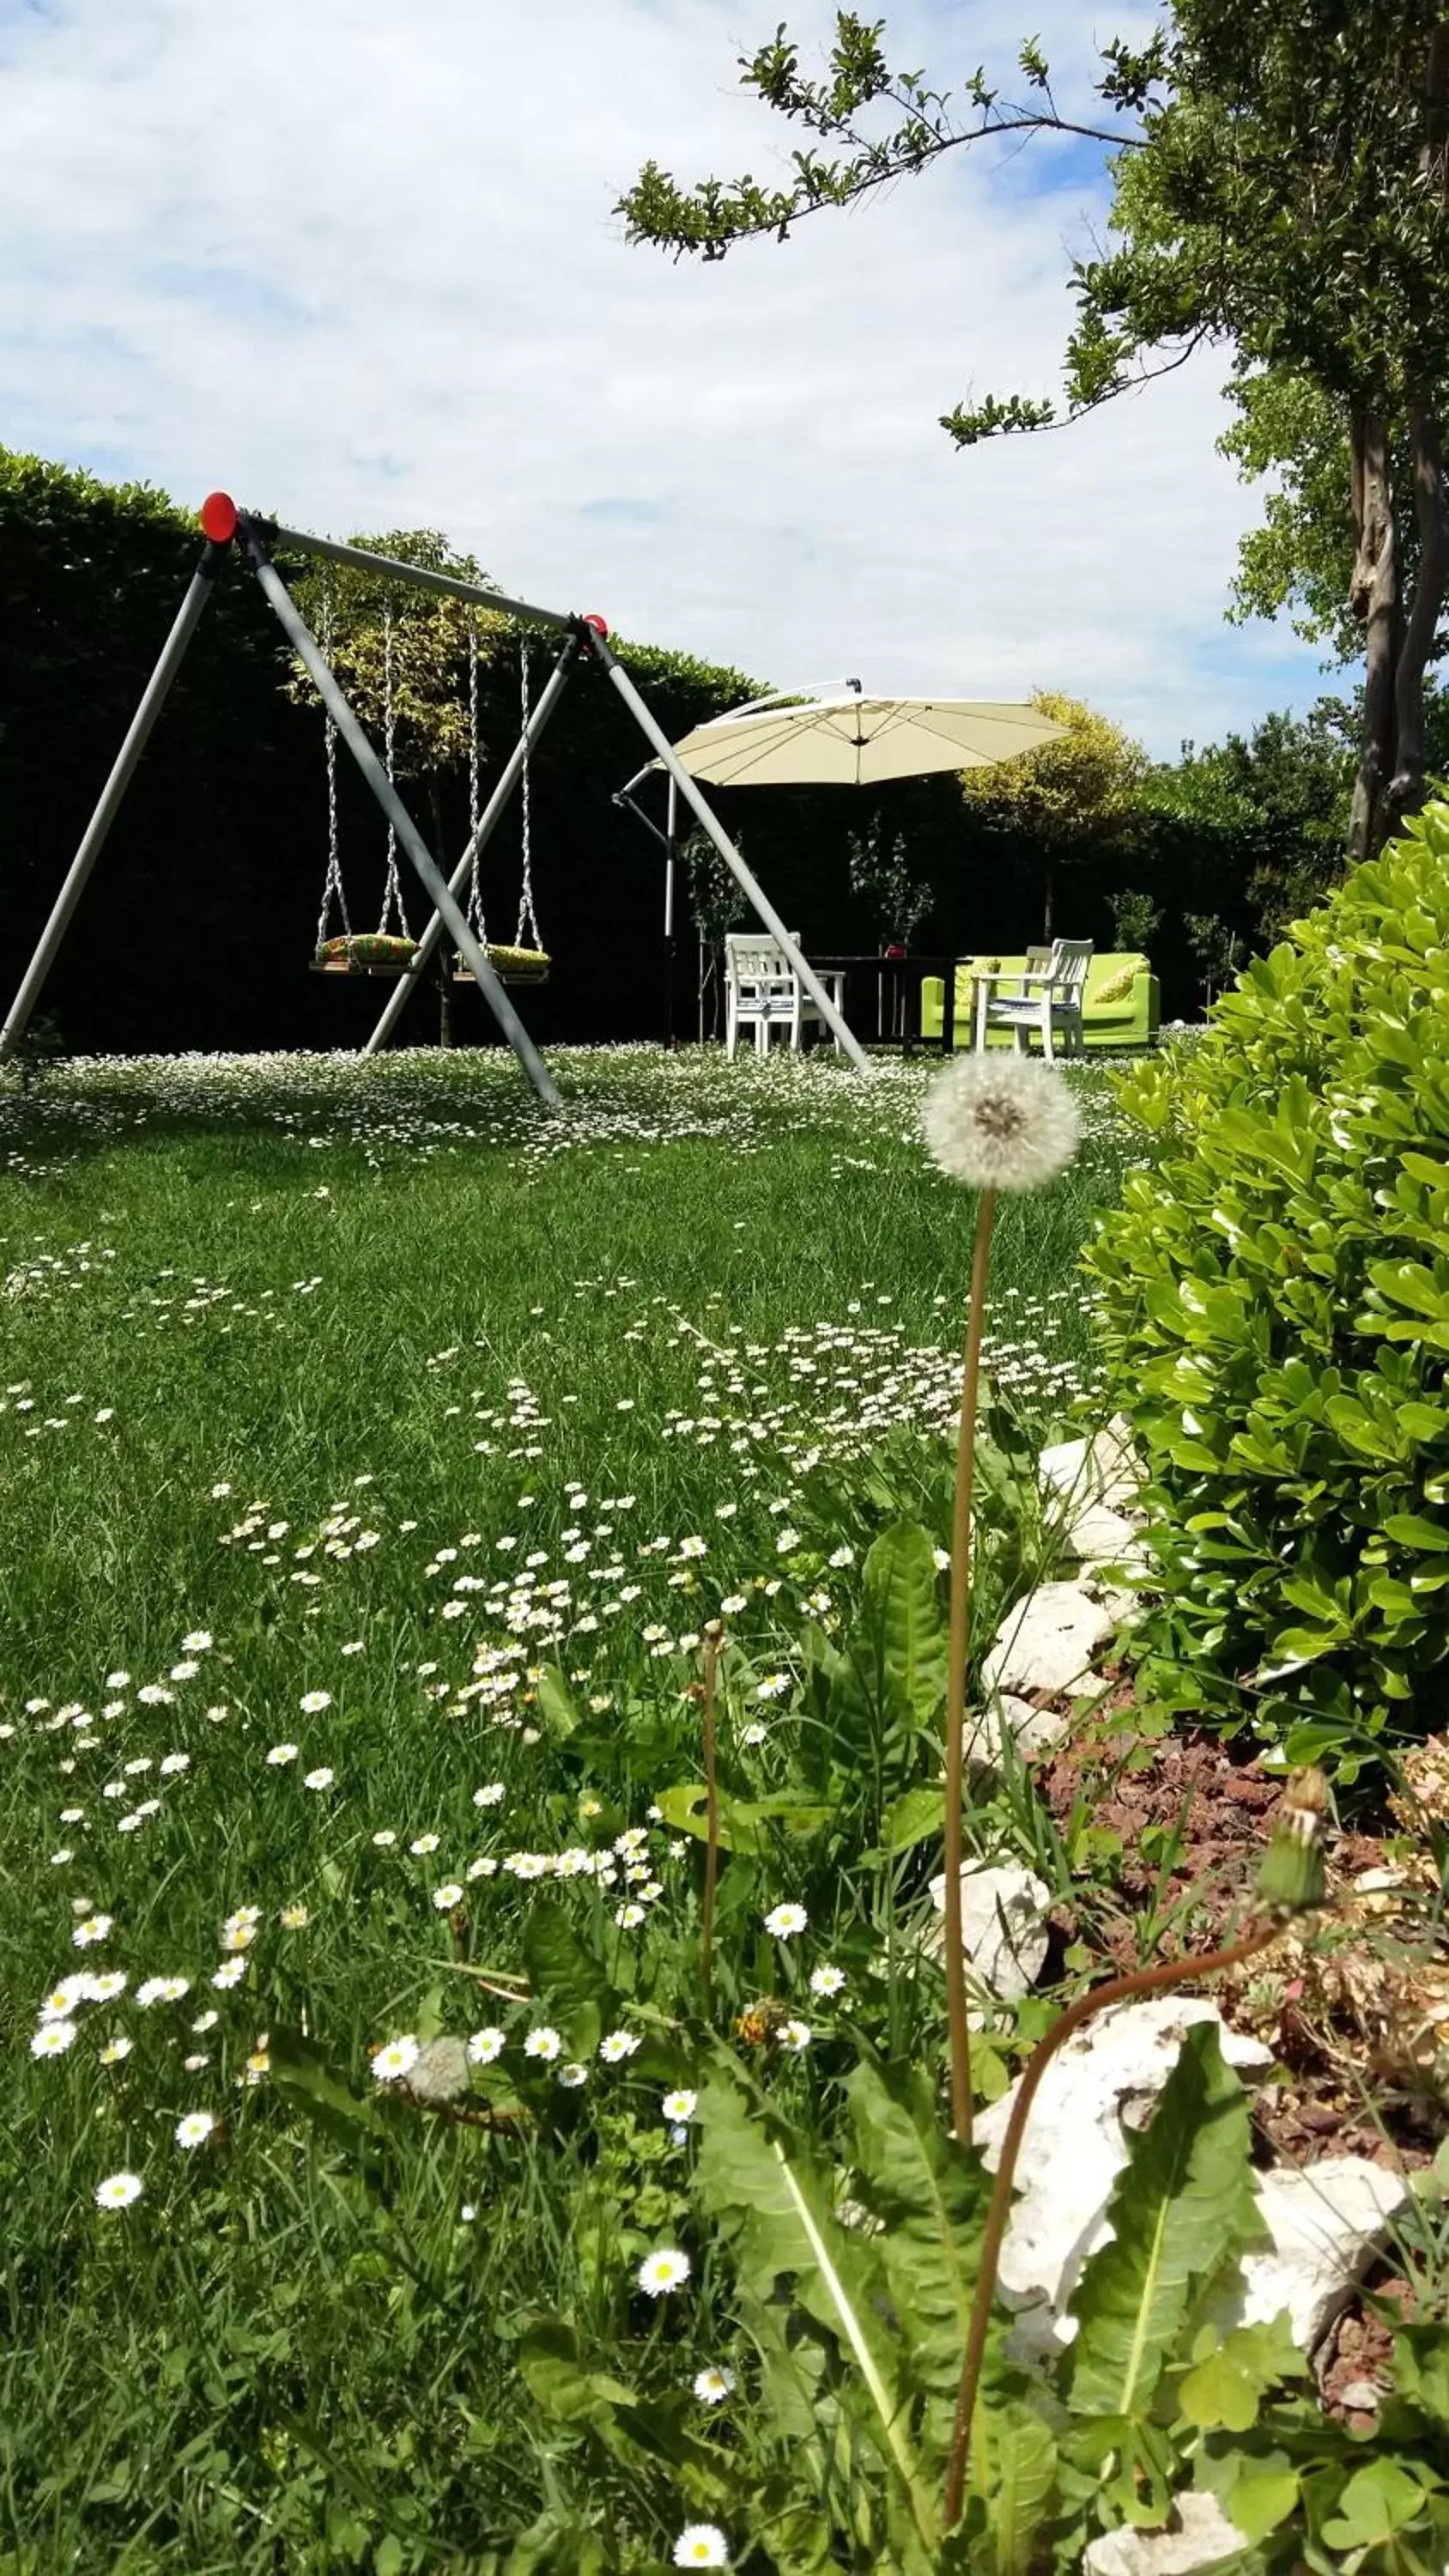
1049, 939, 1093, 1001
725, 932, 800, 987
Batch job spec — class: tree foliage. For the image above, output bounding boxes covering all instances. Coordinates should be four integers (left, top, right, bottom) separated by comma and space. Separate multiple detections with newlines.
955, 691, 1146, 938
620, 6, 1449, 864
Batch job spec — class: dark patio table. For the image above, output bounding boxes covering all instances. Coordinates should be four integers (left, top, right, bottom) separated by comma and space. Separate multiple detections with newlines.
809, 953, 973, 1054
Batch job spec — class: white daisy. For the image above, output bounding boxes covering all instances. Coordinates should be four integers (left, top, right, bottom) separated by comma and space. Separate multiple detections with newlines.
72, 1915, 112, 1948
692, 2365, 736, 2405
94, 2170, 143, 2209
136, 1976, 190, 2007
809, 1965, 848, 1999
265, 1743, 299, 1767
673, 2528, 730, 2568
558, 2062, 589, 2088
370, 2035, 421, 2084
98, 2035, 133, 2064
302, 1767, 335, 1792
31, 2020, 77, 2057
637, 2246, 690, 2297
466, 2027, 505, 2065
409, 1833, 441, 1857
663, 2088, 698, 2122
299, 1690, 332, 1714
778, 2020, 812, 2052
523, 2026, 561, 2062
764, 1903, 808, 1940
432, 1883, 464, 1911
598, 2030, 640, 2063
174, 2110, 216, 2149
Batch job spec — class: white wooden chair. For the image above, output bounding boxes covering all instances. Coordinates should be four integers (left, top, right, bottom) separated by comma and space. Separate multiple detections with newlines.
973, 939, 1093, 1061
724, 933, 847, 1060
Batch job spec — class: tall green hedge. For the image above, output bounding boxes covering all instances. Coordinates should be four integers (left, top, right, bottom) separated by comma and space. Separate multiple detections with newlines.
1088, 799, 1449, 1776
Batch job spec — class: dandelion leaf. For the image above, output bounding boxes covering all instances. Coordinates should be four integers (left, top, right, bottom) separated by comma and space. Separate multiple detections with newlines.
843, 2057, 988, 2403
694, 2067, 937, 2548
857, 1519, 948, 1730
984, 2402, 1060, 2576
1065, 2022, 1264, 2422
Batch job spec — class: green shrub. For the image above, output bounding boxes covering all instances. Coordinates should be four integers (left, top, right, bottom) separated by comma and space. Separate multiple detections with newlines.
1088, 797, 1449, 1777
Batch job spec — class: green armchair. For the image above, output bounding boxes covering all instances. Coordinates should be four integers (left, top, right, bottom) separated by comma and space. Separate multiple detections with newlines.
919, 951, 1160, 1051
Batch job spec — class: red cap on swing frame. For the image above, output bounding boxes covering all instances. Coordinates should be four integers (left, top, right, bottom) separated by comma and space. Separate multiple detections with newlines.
198, 492, 239, 544
583, 612, 609, 636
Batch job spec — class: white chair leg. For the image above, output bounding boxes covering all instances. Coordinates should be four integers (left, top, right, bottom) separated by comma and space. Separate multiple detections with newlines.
1040, 1005, 1054, 1065
725, 998, 737, 1060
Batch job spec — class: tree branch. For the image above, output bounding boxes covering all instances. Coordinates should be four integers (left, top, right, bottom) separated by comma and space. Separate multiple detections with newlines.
941, 328, 1215, 448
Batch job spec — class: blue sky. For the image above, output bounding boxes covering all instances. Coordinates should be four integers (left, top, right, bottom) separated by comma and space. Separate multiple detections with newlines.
0, 0, 1335, 756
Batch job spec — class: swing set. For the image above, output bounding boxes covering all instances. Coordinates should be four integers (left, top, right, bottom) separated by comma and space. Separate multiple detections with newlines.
0, 494, 870, 1105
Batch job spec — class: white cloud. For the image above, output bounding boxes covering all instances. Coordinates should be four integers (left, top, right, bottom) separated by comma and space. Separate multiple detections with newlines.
0, 0, 1331, 755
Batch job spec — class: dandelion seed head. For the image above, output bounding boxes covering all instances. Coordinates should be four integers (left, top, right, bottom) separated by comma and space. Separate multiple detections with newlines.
922, 1054, 1080, 1193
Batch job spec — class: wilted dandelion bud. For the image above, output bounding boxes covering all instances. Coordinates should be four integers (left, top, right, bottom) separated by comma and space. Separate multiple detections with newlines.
922, 1054, 1081, 1192
1256, 1769, 1330, 1913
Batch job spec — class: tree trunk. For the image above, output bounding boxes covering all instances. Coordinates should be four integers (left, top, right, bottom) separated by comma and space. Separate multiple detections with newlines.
1347, 409, 1401, 865
1386, 395, 1449, 837
436, 954, 453, 1049
1042, 858, 1055, 943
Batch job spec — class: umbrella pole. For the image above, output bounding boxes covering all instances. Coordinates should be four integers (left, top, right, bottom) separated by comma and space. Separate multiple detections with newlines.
664, 775, 677, 1050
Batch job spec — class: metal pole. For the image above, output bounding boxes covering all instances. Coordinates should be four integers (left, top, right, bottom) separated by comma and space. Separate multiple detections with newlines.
239, 519, 560, 1111
263, 522, 573, 632
664, 775, 677, 1050
591, 637, 871, 1074
0, 545, 224, 1063
362, 640, 577, 1056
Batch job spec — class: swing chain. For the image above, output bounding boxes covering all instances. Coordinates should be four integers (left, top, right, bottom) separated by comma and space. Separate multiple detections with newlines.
516, 630, 543, 953
377, 600, 409, 939
315, 579, 351, 956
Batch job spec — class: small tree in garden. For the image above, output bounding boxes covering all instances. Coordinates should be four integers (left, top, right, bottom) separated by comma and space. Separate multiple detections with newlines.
955, 691, 1146, 940
1184, 909, 1241, 1009
682, 824, 747, 1038
1106, 886, 1161, 955
285, 529, 509, 860
846, 817, 933, 950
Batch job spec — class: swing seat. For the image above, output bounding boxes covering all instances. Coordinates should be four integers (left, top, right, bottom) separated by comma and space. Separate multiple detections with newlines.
313, 933, 421, 977
452, 945, 551, 987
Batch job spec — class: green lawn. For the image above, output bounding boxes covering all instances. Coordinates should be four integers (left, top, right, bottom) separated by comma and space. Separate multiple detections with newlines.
0, 1045, 1135, 2574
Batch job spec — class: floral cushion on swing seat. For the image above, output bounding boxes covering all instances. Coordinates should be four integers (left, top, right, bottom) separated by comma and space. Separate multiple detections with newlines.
453, 945, 551, 983
317, 933, 419, 969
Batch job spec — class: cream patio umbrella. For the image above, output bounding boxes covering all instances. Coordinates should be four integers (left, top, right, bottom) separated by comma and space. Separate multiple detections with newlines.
662, 687, 1068, 788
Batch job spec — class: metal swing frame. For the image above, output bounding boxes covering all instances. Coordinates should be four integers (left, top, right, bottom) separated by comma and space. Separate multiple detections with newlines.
0, 499, 870, 1105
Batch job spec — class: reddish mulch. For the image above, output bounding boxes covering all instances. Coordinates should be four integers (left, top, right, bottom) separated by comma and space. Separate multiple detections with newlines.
1031, 1716, 1436, 2172
1317, 2271, 1415, 2425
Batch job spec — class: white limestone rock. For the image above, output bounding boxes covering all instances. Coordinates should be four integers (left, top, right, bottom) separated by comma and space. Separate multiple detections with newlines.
1212, 2160, 1410, 2353
928, 1862, 1052, 2002
962, 1692, 1073, 1771
972, 1997, 1274, 2365
1066, 1499, 1151, 1581
982, 1581, 1119, 1700
1084, 2490, 1252, 2576
1040, 1415, 1141, 1513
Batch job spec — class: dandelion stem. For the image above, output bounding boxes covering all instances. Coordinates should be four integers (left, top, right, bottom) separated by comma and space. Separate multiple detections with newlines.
943, 1917, 1284, 2532
943, 1184, 997, 2147
701, 1622, 722, 2014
